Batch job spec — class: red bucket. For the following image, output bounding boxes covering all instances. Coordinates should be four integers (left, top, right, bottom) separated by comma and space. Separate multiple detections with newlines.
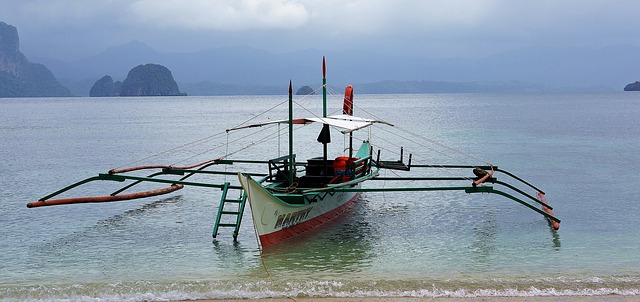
333, 156, 349, 172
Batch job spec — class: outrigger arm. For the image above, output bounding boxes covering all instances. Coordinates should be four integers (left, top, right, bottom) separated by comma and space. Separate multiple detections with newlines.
365, 145, 560, 229
26, 160, 561, 231
333, 185, 560, 227
368, 160, 560, 229
26, 160, 268, 208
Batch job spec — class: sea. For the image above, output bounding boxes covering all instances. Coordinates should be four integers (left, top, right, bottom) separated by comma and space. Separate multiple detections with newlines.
1, 92, 639, 301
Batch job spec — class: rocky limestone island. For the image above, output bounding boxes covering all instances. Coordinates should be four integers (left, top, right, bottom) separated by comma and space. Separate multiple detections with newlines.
0, 22, 72, 97
296, 85, 315, 95
89, 75, 122, 97
91, 63, 186, 97
624, 81, 640, 91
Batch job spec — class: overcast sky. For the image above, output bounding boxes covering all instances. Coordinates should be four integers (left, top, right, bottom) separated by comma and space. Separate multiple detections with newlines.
1, 0, 639, 61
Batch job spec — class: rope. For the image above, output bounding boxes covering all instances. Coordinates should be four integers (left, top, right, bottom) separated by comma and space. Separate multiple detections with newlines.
347, 106, 492, 183
357, 105, 492, 166
110, 85, 491, 187
110, 124, 282, 174
366, 129, 477, 182
270, 181, 299, 194
290, 86, 491, 185
231, 98, 289, 130
472, 165, 494, 187
113, 131, 228, 170
201, 84, 340, 167
110, 96, 299, 173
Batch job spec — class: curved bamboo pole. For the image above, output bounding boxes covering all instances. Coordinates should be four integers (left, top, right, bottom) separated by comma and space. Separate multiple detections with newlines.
107, 158, 221, 175
27, 184, 184, 208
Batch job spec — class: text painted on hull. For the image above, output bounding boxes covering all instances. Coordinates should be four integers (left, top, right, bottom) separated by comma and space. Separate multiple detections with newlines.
274, 207, 313, 230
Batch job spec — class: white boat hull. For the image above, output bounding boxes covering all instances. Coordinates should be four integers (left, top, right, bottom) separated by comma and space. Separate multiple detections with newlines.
238, 173, 360, 248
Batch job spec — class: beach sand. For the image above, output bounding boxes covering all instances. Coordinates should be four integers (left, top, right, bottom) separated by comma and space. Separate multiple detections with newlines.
180, 296, 639, 302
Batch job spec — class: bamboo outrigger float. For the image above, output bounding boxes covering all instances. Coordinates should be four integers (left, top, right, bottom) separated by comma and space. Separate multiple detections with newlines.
27, 57, 560, 249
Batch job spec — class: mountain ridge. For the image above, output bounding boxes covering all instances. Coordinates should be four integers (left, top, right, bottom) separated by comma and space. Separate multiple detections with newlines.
32, 40, 639, 96
0, 21, 72, 97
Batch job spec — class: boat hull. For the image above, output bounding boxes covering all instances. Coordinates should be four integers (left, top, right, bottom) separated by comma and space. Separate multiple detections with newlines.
238, 173, 360, 248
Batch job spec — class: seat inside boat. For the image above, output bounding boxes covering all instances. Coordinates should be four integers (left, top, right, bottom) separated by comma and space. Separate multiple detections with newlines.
298, 157, 335, 188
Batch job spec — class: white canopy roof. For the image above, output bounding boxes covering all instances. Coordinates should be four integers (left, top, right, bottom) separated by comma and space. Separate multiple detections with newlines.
226, 114, 393, 133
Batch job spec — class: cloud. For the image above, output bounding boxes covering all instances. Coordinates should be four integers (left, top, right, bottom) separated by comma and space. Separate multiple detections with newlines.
127, 0, 310, 31
2, 0, 640, 60
16, 0, 127, 27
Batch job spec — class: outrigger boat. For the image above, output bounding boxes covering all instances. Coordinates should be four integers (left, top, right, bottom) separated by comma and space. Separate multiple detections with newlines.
27, 57, 560, 249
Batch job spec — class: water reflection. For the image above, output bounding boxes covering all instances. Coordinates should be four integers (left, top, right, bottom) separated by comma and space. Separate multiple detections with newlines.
551, 228, 562, 250
33, 195, 184, 249
468, 212, 498, 270
211, 239, 265, 276
257, 200, 376, 277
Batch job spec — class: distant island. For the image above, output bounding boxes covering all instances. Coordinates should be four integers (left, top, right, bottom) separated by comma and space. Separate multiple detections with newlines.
90, 63, 186, 97
3, 25, 627, 97
624, 81, 640, 91
296, 86, 314, 95
0, 22, 72, 97
90, 75, 122, 97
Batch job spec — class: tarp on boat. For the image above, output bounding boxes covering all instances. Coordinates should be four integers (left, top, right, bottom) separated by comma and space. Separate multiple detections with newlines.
226, 115, 393, 134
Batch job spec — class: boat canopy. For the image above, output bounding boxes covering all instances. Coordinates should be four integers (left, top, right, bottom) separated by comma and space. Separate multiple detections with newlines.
226, 114, 393, 134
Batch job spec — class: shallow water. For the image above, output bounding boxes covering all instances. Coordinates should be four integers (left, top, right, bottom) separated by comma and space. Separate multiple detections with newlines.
1, 93, 639, 301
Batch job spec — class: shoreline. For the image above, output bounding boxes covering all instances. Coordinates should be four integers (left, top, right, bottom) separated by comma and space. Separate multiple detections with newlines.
179, 296, 640, 302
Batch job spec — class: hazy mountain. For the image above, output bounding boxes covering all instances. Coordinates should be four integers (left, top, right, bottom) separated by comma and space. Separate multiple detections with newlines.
0, 22, 72, 97
33, 41, 639, 96
40, 40, 162, 80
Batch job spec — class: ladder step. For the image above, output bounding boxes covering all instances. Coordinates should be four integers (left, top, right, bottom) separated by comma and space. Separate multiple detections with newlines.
217, 223, 238, 227
220, 211, 240, 215
224, 199, 242, 203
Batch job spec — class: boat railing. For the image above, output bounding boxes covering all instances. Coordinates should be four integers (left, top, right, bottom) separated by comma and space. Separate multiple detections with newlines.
351, 155, 372, 178
267, 154, 296, 182
300, 168, 380, 194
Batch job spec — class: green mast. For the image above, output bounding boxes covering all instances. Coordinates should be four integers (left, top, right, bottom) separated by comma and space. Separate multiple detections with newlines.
288, 80, 294, 184
322, 56, 329, 174
322, 56, 327, 118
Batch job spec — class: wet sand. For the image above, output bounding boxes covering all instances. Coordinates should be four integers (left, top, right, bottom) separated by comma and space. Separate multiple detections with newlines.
180, 296, 639, 302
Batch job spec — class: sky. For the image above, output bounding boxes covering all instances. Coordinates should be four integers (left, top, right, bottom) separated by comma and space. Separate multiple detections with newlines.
1, 0, 639, 61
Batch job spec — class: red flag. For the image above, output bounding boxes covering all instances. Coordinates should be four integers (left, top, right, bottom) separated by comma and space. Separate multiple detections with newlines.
343, 85, 353, 115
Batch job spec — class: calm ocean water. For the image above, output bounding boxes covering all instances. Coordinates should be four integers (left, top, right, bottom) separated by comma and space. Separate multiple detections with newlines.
1, 93, 639, 301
